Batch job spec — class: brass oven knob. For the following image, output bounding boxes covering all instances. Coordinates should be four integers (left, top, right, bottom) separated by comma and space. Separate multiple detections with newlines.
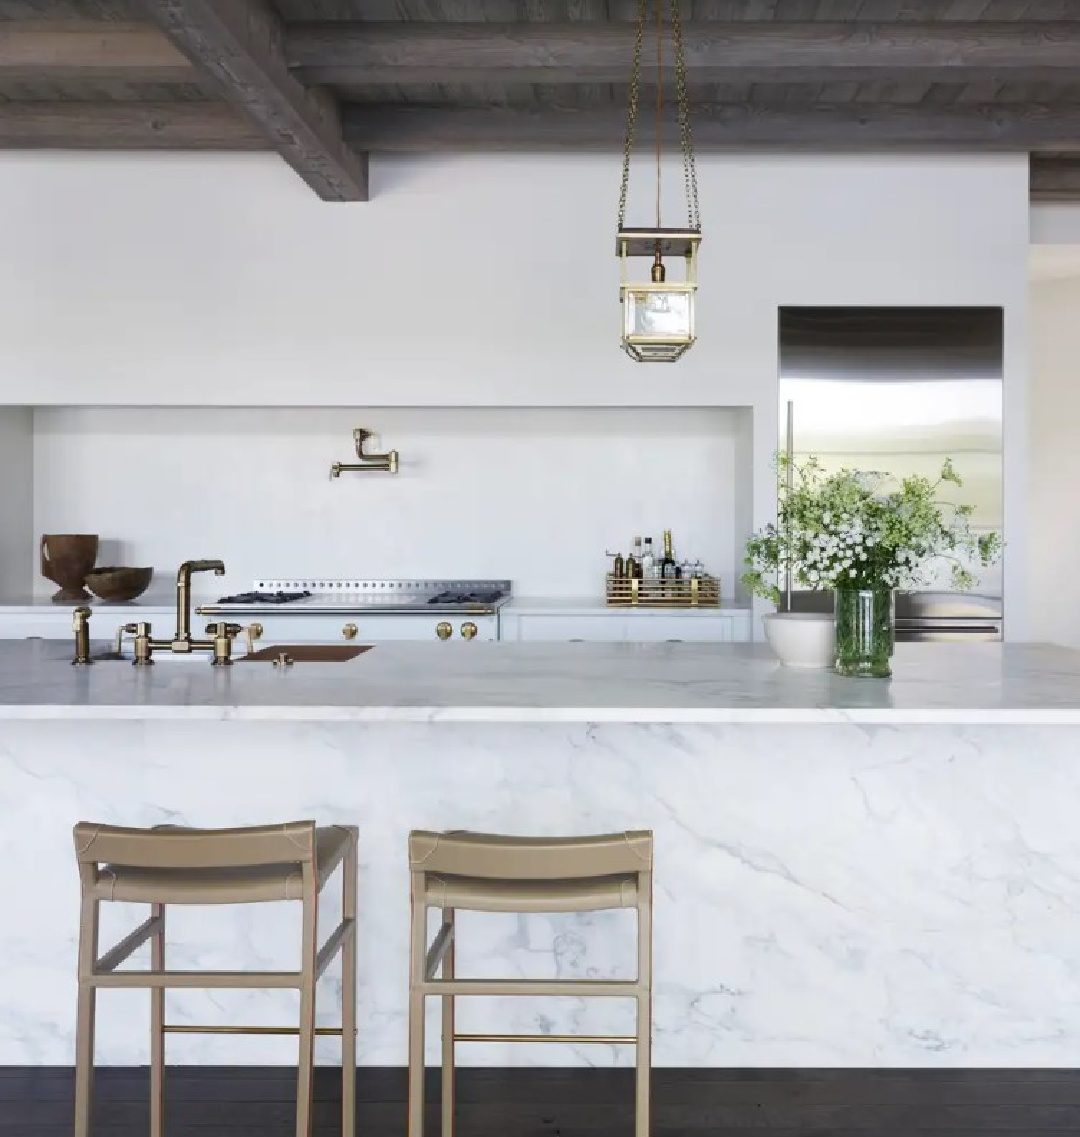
436, 621, 453, 641
244, 622, 264, 657
461, 622, 478, 641
342, 623, 358, 641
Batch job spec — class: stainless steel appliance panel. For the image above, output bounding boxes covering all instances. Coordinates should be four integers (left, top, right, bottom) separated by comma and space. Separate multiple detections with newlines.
778, 307, 1003, 642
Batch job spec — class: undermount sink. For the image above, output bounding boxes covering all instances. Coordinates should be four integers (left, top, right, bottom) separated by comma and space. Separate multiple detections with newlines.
240, 644, 371, 663
93, 651, 220, 665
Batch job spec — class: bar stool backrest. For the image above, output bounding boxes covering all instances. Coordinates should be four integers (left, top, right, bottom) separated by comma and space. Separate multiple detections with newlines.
72, 821, 318, 872
409, 829, 653, 879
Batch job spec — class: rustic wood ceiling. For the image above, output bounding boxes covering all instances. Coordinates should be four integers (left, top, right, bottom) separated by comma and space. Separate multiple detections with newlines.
0, 0, 1078, 201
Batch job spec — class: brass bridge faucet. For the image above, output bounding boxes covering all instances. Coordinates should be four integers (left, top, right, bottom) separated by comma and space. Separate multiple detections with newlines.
115, 559, 239, 666
173, 559, 225, 651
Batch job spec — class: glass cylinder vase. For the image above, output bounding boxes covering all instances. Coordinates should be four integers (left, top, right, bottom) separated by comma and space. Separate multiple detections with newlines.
834, 586, 895, 678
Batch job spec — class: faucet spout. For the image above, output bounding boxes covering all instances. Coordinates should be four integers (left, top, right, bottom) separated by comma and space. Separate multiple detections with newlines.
175, 559, 226, 646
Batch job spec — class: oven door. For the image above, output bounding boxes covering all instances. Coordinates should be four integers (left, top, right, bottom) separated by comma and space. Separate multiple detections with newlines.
228, 613, 500, 645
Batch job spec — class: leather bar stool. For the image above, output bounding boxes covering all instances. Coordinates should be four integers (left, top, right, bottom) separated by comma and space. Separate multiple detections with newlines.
407, 829, 654, 1137
72, 820, 359, 1137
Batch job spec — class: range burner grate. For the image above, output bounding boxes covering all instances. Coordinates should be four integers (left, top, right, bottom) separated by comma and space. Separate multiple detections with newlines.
427, 590, 505, 606
216, 590, 312, 605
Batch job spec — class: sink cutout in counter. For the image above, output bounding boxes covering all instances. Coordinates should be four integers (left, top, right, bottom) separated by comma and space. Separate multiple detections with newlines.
241, 645, 372, 663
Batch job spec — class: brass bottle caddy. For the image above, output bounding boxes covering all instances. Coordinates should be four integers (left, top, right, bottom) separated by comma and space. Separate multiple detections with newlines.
605, 528, 720, 608
605, 573, 720, 609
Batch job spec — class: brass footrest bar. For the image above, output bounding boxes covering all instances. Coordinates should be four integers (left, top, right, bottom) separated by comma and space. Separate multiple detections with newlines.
420, 979, 638, 997
92, 971, 301, 989
163, 1025, 353, 1037
454, 1033, 636, 1045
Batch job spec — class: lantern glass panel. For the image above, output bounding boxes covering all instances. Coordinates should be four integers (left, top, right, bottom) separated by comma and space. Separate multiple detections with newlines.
625, 288, 692, 341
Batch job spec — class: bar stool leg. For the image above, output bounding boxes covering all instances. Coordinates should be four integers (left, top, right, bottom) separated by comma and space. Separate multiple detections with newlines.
342, 842, 358, 1137
73, 896, 100, 1137
296, 888, 319, 1137
149, 903, 166, 1137
407, 895, 427, 1137
441, 908, 455, 1137
634, 894, 653, 1137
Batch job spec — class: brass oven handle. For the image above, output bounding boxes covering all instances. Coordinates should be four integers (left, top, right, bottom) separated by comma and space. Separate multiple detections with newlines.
436, 621, 453, 641
343, 623, 359, 641
461, 621, 478, 641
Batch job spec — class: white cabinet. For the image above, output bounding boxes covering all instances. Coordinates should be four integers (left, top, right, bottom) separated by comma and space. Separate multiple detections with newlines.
0, 607, 174, 640
502, 607, 752, 643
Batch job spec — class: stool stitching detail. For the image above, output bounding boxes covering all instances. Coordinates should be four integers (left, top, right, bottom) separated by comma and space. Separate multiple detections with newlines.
75, 825, 102, 856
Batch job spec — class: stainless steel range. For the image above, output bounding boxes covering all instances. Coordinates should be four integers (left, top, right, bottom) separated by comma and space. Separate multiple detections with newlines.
197, 579, 511, 643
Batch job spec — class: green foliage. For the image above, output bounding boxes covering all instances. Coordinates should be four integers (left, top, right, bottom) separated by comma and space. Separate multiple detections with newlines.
741, 455, 1003, 603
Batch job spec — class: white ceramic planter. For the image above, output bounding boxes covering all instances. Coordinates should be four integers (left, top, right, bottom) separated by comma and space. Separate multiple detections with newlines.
762, 612, 836, 669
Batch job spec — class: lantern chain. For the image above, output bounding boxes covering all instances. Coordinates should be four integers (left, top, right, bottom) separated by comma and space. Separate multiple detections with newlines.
617, 0, 647, 233
618, 0, 701, 235
670, 0, 700, 232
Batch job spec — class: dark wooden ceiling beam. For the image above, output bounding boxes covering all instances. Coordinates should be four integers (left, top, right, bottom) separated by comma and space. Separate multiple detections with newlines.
1031, 156, 1080, 203
341, 103, 1080, 152
0, 102, 264, 149
289, 21, 1080, 86
141, 0, 368, 200
0, 21, 193, 81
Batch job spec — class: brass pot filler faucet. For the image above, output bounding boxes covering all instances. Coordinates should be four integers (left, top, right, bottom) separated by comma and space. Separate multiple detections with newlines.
72, 559, 243, 667
330, 428, 399, 479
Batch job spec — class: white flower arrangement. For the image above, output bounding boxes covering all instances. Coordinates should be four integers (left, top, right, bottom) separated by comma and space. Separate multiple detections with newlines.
742, 455, 1002, 603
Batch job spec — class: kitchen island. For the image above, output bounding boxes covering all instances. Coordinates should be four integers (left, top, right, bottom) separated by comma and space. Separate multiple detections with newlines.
2, 640, 1079, 1069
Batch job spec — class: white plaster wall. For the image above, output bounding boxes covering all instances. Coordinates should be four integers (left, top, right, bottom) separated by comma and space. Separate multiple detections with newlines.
32, 406, 750, 600
1028, 275, 1080, 648
0, 408, 32, 601
0, 152, 1031, 629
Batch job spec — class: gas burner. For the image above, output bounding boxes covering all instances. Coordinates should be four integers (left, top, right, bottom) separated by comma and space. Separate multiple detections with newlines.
216, 590, 311, 605
427, 590, 504, 606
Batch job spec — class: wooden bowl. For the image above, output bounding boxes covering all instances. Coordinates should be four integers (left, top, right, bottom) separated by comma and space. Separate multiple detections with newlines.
85, 567, 154, 603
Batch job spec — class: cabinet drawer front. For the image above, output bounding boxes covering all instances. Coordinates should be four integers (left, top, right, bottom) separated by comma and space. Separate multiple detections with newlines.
512, 615, 626, 642
623, 614, 753, 643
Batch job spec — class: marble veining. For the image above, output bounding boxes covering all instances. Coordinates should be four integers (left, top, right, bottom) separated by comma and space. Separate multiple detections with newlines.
3, 717, 1080, 1067
1, 640, 1080, 723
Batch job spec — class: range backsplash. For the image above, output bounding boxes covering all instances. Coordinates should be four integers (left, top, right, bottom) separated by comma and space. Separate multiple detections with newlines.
31, 405, 751, 601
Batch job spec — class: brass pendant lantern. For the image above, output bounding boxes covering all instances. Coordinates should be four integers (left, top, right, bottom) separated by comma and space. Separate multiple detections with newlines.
617, 0, 701, 363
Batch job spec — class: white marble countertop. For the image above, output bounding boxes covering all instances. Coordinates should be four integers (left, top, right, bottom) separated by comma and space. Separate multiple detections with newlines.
0, 639, 1079, 723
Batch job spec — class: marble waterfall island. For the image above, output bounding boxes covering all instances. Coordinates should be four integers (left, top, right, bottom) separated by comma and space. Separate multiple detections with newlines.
2, 640, 1080, 1069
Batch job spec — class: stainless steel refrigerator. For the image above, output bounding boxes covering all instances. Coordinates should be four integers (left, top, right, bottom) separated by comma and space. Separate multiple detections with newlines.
778, 307, 1003, 642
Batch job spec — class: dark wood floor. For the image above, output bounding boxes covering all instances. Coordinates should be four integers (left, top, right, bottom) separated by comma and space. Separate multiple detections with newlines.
4, 1066, 1080, 1136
